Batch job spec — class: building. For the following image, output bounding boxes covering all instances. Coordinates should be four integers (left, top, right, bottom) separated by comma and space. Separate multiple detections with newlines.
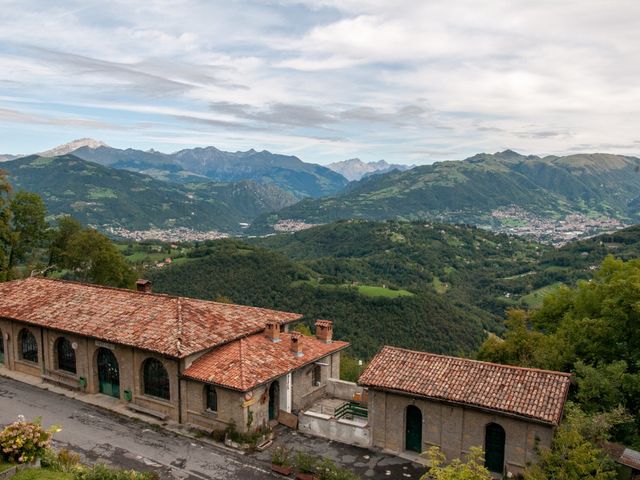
358, 346, 571, 476
0, 277, 348, 433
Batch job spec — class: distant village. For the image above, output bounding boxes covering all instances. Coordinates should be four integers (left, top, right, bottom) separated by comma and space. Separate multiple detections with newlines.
105, 226, 230, 243
490, 207, 625, 245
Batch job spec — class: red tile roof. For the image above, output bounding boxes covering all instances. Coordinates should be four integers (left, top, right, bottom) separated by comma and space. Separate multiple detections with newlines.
183, 332, 349, 391
0, 277, 302, 358
358, 346, 571, 425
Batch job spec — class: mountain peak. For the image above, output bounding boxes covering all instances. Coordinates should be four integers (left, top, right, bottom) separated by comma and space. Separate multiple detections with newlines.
327, 158, 409, 181
39, 138, 108, 157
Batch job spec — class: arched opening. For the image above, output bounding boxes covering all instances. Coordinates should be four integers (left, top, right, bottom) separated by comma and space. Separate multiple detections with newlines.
405, 405, 422, 452
205, 384, 217, 413
0, 328, 4, 364
97, 348, 120, 398
269, 381, 280, 421
484, 422, 506, 473
56, 337, 76, 374
143, 358, 170, 400
19, 329, 38, 363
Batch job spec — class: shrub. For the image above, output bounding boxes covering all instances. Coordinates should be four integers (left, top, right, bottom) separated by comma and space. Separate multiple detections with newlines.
271, 446, 291, 467
315, 457, 360, 480
74, 464, 159, 480
295, 451, 319, 474
0, 417, 59, 464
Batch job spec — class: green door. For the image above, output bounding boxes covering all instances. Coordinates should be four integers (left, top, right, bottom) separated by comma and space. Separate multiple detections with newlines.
268, 381, 279, 421
97, 348, 120, 399
485, 423, 506, 473
0, 329, 4, 364
405, 405, 422, 452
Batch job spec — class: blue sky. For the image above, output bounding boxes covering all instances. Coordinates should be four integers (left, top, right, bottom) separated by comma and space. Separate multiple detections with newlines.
0, 0, 639, 165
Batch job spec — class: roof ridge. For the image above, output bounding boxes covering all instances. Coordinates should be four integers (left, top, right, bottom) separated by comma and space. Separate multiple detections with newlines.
238, 338, 246, 390
380, 345, 572, 377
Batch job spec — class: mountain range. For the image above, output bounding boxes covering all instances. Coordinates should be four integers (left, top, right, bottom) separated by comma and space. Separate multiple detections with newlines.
1, 154, 296, 232
64, 139, 348, 198
250, 150, 640, 233
326, 158, 412, 181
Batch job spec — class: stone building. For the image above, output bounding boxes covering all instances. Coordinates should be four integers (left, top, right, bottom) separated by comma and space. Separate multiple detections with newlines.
0, 277, 347, 432
358, 346, 571, 476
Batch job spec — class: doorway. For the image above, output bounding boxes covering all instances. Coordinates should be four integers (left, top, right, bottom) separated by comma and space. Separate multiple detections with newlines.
269, 381, 280, 421
405, 405, 422, 452
97, 348, 120, 399
484, 423, 506, 473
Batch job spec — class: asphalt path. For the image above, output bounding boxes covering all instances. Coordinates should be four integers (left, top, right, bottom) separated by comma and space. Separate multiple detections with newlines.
0, 376, 275, 479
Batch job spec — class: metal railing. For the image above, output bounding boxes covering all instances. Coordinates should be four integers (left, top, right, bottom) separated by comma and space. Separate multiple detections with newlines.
334, 401, 368, 419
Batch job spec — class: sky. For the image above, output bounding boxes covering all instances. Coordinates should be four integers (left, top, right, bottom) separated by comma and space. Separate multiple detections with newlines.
0, 0, 639, 165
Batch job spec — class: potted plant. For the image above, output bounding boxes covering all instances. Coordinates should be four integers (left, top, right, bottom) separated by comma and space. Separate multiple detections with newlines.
271, 446, 293, 476
294, 451, 318, 480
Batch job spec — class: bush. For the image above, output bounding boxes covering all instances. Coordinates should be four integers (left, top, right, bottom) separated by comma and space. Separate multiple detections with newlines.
295, 451, 319, 474
271, 446, 291, 467
74, 464, 159, 480
315, 457, 360, 480
0, 417, 59, 464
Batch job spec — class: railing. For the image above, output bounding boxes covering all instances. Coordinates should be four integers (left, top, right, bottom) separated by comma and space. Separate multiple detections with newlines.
334, 401, 368, 419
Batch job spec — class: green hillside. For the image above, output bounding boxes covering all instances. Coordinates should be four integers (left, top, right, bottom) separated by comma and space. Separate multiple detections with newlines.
141, 220, 640, 359
250, 150, 640, 233
1, 155, 296, 233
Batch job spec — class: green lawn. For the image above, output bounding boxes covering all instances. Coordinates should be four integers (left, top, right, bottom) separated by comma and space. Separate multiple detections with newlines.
0, 462, 14, 472
521, 283, 562, 308
357, 285, 414, 298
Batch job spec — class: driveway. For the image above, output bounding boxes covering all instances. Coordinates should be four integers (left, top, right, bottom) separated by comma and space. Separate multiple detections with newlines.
0, 376, 273, 479
0, 376, 427, 479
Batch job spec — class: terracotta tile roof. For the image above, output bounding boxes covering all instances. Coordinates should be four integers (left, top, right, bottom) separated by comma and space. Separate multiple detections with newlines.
183, 332, 349, 391
0, 277, 302, 358
358, 346, 571, 425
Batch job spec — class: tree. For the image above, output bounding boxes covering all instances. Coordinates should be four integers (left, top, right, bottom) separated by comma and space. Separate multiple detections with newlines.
64, 229, 136, 288
47, 216, 82, 268
524, 419, 616, 480
421, 446, 492, 480
8, 191, 47, 274
0, 171, 11, 280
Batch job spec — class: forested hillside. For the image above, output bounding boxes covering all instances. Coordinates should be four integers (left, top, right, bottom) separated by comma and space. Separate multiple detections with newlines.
250, 150, 640, 233
147, 239, 490, 359
1, 154, 296, 233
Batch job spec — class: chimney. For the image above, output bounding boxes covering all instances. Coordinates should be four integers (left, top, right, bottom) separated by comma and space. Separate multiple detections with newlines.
290, 332, 303, 357
315, 320, 333, 343
136, 279, 152, 293
265, 321, 280, 343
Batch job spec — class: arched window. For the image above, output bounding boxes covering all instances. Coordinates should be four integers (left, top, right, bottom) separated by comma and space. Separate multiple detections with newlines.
143, 358, 170, 400
19, 329, 38, 363
205, 385, 217, 413
56, 337, 76, 374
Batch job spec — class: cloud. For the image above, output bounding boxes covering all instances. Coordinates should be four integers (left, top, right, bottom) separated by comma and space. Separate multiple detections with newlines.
0, 0, 638, 164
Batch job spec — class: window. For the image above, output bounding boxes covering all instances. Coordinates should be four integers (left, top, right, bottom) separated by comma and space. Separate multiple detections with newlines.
0, 329, 4, 364
205, 385, 217, 413
56, 337, 76, 374
312, 364, 322, 386
19, 329, 38, 363
142, 358, 170, 400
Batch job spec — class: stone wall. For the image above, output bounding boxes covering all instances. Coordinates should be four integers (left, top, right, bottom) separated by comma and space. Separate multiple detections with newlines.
326, 378, 364, 401
368, 389, 554, 476
184, 380, 247, 432
298, 410, 371, 448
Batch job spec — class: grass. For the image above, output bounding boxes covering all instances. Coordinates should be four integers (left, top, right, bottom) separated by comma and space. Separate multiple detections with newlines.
357, 285, 414, 298
521, 283, 563, 309
432, 277, 449, 294
0, 462, 14, 472
8, 468, 73, 479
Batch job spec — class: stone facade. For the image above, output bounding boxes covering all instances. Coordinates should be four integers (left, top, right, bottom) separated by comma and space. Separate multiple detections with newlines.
368, 389, 554, 476
0, 317, 343, 434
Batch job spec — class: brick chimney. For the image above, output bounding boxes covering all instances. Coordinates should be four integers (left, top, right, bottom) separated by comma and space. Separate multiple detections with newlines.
315, 320, 333, 344
290, 332, 303, 357
136, 279, 152, 293
265, 321, 280, 343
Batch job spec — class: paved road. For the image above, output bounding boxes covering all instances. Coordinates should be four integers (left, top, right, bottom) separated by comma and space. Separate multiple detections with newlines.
0, 376, 274, 479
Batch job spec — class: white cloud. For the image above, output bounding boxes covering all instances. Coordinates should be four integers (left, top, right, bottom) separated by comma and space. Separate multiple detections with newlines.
0, 0, 638, 163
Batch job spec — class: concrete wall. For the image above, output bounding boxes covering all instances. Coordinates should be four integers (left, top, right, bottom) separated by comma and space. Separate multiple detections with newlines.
368, 389, 554, 476
299, 410, 371, 448
184, 380, 247, 432
292, 352, 340, 412
326, 378, 364, 401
